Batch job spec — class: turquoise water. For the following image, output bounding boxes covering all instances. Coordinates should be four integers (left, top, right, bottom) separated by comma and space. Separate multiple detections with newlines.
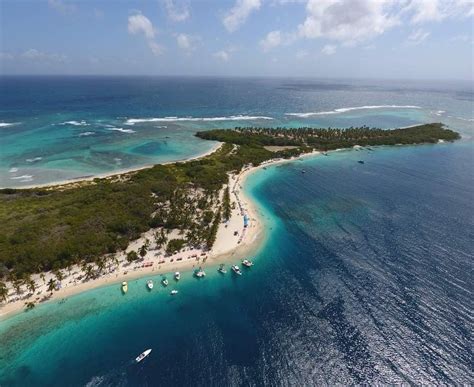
0, 78, 473, 385
1, 77, 472, 187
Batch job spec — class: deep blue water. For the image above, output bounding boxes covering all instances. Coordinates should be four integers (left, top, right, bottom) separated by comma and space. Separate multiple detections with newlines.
0, 78, 473, 385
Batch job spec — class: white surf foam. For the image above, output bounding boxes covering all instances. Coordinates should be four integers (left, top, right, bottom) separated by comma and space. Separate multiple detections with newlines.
0, 122, 19, 127
9, 167, 19, 173
107, 127, 136, 134
79, 131, 96, 137
60, 120, 90, 126
26, 157, 42, 163
10, 174, 34, 182
125, 115, 274, 125
285, 105, 422, 118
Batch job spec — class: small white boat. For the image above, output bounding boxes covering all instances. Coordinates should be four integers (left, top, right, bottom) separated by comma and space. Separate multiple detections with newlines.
242, 259, 254, 267
146, 280, 154, 290
231, 265, 242, 275
194, 268, 206, 278
174, 272, 181, 281
122, 281, 128, 293
135, 348, 152, 363
218, 264, 227, 274
162, 277, 169, 287
170, 290, 178, 295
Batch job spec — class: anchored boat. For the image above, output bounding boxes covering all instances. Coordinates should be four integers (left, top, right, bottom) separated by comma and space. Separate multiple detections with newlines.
174, 272, 181, 281
242, 259, 254, 267
162, 277, 169, 287
146, 280, 153, 290
194, 268, 206, 278
121, 281, 128, 293
231, 265, 242, 275
170, 290, 178, 295
218, 264, 227, 274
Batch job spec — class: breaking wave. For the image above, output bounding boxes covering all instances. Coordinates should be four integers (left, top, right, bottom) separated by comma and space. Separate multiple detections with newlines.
26, 157, 42, 163
285, 105, 422, 118
79, 131, 96, 137
107, 127, 136, 134
125, 115, 274, 125
10, 175, 33, 182
0, 122, 19, 127
60, 120, 90, 126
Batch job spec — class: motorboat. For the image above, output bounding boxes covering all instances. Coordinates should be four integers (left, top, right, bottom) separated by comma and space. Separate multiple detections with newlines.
162, 277, 169, 287
170, 290, 179, 295
146, 280, 153, 290
121, 281, 128, 293
135, 349, 152, 363
194, 268, 206, 278
231, 265, 242, 275
174, 272, 181, 281
358, 160, 365, 164
242, 259, 254, 267
218, 264, 227, 274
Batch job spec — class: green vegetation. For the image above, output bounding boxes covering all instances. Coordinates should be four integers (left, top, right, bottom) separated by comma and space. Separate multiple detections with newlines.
0, 123, 459, 282
196, 123, 460, 151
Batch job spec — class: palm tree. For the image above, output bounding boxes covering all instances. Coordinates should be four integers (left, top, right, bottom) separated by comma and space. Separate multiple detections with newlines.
25, 301, 35, 311
0, 282, 8, 303
47, 278, 56, 295
84, 265, 94, 280
138, 244, 148, 259
25, 275, 36, 294
54, 269, 64, 283
40, 273, 46, 284
12, 279, 23, 295
96, 258, 105, 274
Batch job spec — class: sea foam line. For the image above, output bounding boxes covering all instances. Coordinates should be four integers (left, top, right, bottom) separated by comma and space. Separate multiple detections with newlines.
26, 157, 42, 163
10, 175, 34, 182
0, 122, 19, 127
79, 131, 96, 137
60, 120, 90, 126
107, 127, 136, 134
285, 105, 422, 118
125, 115, 274, 125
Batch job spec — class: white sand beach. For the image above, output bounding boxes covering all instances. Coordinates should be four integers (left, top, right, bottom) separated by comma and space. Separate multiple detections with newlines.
0, 148, 322, 319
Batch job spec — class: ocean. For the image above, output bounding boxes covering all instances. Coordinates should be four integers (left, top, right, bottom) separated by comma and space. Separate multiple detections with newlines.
0, 77, 473, 385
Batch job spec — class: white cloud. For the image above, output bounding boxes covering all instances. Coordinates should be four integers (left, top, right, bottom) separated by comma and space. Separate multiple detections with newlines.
164, 0, 190, 22
214, 50, 230, 62
298, 0, 399, 45
176, 33, 199, 52
321, 44, 336, 55
128, 13, 155, 39
148, 41, 164, 56
128, 13, 163, 56
223, 0, 262, 32
48, 0, 76, 14
21, 49, 67, 62
260, 30, 282, 51
407, 28, 430, 45
296, 49, 309, 59
404, 0, 474, 24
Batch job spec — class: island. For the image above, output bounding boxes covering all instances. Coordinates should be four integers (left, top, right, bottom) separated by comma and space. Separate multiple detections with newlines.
0, 123, 460, 316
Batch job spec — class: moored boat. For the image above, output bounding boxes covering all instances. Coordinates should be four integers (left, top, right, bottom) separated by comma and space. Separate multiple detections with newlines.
174, 271, 180, 281
218, 264, 227, 274
231, 265, 242, 275
194, 267, 206, 278
135, 349, 152, 363
242, 259, 254, 267
170, 290, 178, 295
121, 281, 128, 293
162, 277, 169, 287
146, 280, 153, 290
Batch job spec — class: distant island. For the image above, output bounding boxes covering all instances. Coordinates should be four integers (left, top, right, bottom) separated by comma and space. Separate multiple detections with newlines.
0, 123, 459, 313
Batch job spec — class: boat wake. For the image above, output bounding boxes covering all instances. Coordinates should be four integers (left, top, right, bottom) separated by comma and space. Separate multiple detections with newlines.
285, 105, 422, 117
125, 115, 273, 125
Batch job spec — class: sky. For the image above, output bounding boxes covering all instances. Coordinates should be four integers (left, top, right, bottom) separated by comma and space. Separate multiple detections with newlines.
0, 0, 473, 79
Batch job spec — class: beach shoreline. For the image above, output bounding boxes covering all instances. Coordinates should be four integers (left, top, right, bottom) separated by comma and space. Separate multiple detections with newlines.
0, 147, 321, 321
